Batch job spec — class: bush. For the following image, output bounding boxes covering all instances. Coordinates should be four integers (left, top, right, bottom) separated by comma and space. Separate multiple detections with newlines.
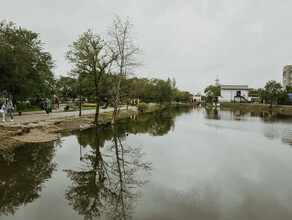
16, 102, 26, 112
138, 102, 149, 113
17, 102, 33, 111
29, 98, 38, 106
126, 99, 131, 105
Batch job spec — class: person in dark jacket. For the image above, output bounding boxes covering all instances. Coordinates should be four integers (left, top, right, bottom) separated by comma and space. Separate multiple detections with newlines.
44, 98, 51, 115
6, 98, 13, 122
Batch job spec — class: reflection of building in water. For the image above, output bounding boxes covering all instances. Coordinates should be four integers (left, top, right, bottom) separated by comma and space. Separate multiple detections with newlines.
190, 105, 202, 111
205, 109, 253, 121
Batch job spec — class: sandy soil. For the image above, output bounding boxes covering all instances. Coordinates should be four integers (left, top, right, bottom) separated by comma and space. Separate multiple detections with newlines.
0, 108, 137, 151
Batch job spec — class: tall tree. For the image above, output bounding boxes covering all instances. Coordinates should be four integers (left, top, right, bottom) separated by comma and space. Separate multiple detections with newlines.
204, 85, 220, 103
56, 76, 78, 101
264, 80, 282, 107
66, 30, 115, 125
0, 20, 55, 102
107, 16, 141, 125
150, 78, 173, 104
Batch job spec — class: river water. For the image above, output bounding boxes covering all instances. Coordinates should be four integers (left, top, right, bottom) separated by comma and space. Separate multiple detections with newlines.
1, 106, 292, 220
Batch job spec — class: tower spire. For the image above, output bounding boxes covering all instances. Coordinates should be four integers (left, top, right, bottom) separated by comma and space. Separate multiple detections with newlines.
215, 75, 220, 86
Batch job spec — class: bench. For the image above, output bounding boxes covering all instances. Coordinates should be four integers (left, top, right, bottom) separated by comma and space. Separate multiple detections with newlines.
64, 103, 76, 111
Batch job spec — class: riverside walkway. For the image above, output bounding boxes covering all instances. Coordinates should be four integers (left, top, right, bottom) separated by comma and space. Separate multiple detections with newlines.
1, 105, 135, 124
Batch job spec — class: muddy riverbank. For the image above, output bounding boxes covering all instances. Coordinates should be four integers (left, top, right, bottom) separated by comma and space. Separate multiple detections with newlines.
0, 105, 164, 151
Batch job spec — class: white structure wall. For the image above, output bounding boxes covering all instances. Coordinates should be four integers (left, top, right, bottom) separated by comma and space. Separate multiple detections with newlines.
218, 85, 250, 103
283, 65, 292, 88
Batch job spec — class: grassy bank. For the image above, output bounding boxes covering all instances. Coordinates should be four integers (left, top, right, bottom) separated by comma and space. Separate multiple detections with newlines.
144, 104, 165, 113
220, 102, 292, 114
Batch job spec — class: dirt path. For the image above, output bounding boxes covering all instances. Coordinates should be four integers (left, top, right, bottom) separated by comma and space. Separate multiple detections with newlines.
1, 107, 128, 124
0, 106, 137, 151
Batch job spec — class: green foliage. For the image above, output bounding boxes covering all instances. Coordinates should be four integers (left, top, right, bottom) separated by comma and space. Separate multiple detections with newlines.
138, 102, 149, 112
56, 76, 78, 100
148, 78, 173, 103
17, 102, 35, 112
263, 80, 282, 107
204, 85, 220, 103
16, 103, 25, 112
173, 90, 191, 102
0, 20, 55, 102
66, 30, 115, 124
286, 85, 292, 93
249, 88, 261, 95
116, 76, 189, 104
278, 91, 290, 104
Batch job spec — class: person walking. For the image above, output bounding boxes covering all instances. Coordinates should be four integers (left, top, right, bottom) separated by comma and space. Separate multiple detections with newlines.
1, 102, 7, 122
44, 98, 51, 115
6, 98, 13, 122
55, 97, 60, 110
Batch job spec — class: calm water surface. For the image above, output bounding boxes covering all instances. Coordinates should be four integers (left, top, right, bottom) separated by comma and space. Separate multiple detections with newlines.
1, 106, 292, 220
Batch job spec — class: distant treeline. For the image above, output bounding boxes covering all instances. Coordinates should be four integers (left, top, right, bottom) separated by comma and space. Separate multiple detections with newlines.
0, 19, 192, 121
204, 80, 291, 107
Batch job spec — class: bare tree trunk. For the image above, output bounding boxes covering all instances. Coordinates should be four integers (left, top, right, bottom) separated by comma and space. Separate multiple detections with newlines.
111, 125, 126, 218
111, 74, 122, 125
108, 16, 140, 125
94, 72, 99, 125
95, 101, 99, 125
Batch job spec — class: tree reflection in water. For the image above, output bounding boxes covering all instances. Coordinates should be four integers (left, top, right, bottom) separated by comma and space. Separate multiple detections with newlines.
0, 142, 56, 217
64, 106, 190, 219
204, 107, 220, 120
64, 125, 152, 220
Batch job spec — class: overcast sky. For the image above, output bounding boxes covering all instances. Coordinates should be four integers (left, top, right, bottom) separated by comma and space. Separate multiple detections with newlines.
1, 0, 292, 93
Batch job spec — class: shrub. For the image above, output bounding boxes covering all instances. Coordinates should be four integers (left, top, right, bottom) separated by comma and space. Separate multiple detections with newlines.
29, 98, 38, 106
39, 102, 45, 109
25, 102, 32, 109
16, 102, 26, 112
138, 102, 149, 113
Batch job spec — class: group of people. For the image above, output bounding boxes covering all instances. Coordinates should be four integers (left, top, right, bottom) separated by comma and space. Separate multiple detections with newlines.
44, 96, 60, 115
44, 97, 60, 115
0, 97, 60, 121
0, 98, 14, 122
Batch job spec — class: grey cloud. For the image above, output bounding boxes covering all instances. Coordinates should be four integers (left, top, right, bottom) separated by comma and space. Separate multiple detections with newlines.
1, 0, 292, 93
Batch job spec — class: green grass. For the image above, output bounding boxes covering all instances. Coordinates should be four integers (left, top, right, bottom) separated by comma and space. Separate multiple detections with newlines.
80, 106, 113, 110
144, 105, 165, 113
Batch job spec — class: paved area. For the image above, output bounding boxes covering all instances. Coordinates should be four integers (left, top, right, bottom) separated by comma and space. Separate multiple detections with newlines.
1, 106, 136, 124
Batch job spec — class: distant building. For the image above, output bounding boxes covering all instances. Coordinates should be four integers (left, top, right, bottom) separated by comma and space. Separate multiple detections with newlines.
190, 94, 202, 103
219, 85, 250, 103
283, 65, 292, 89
